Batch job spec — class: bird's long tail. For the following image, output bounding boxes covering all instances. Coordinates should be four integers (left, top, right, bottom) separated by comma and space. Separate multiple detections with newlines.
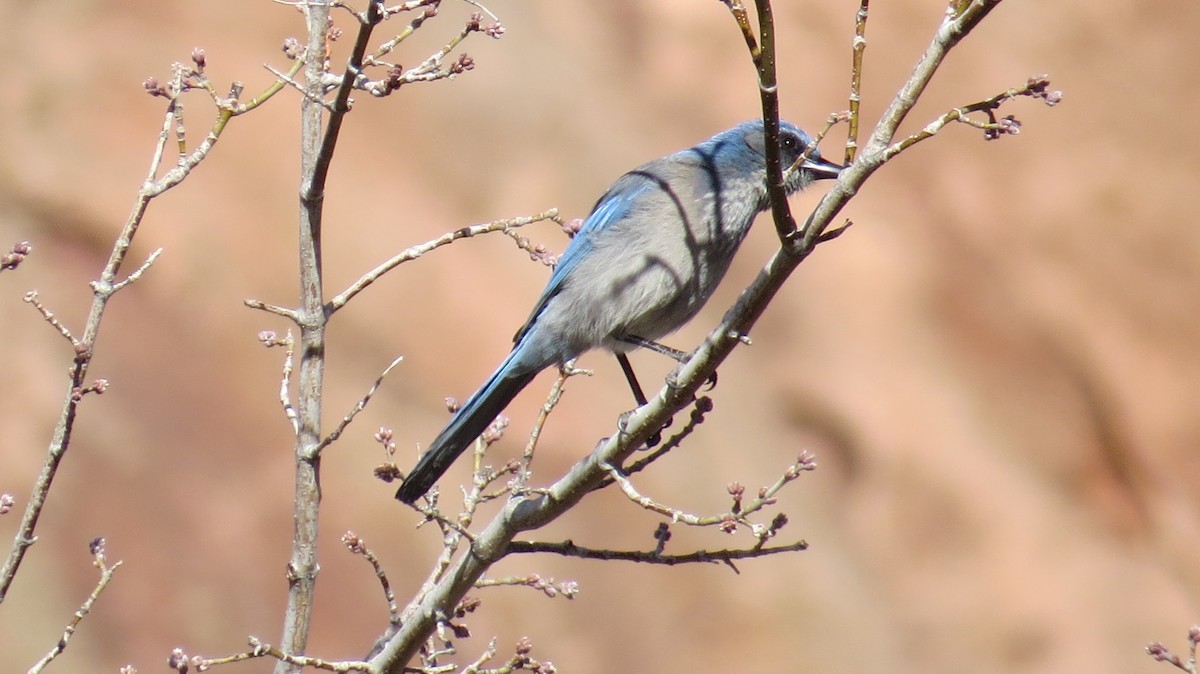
395, 351, 539, 504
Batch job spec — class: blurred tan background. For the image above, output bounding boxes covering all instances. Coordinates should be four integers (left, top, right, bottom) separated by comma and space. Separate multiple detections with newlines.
1, 1, 1197, 672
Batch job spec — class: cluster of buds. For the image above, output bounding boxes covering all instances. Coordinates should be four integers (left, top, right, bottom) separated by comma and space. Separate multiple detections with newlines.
1146, 626, 1200, 670
257, 330, 291, 348
1, 241, 31, 271
71, 379, 109, 402
464, 11, 505, 38
448, 52, 475, 76
373, 427, 403, 482
984, 114, 1020, 141
1025, 74, 1063, 107
341, 531, 368, 556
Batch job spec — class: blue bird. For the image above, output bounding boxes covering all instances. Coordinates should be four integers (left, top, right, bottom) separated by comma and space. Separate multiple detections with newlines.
396, 119, 841, 503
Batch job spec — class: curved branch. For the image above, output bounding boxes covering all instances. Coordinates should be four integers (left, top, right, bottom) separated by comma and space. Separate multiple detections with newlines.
506, 539, 809, 567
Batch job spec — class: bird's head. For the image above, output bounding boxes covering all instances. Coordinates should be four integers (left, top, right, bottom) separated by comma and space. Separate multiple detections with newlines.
738, 119, 843, 192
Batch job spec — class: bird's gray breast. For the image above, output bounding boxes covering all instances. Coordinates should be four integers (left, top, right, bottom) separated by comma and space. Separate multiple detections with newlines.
558, 162, 762, 349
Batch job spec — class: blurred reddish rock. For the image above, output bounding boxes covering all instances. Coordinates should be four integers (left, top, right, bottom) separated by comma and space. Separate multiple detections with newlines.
0, 2, 1196, 673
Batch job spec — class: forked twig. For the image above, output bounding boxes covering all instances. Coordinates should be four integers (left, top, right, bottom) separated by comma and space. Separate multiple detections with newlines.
27, 539, 122, 674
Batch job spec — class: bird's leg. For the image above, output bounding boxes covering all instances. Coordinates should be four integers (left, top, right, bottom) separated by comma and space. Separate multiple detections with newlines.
620, 335, 719, 391
620, 335, 689, 362
614, 353, 664, 448
616, 353, 649, 407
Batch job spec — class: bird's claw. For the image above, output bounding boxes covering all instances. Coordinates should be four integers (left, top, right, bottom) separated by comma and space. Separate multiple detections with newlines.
617, 409, 634, 433
665, 364, 717, 393
618, 408, 674, 450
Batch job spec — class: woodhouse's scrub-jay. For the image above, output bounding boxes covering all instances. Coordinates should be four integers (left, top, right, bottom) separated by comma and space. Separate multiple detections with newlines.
396, 119, 841, 503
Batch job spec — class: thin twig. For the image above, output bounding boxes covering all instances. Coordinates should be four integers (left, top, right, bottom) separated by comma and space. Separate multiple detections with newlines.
846, 0, 869, 164
719, 1, 759, 55
343, 532, 401, 622
327, 209, 558, 314
27, 539, 122, 674
783, 111, 849, 181
108, 248, 163, 293
474, 575, 578, 599
237, 60, 305, 114
184, 639, 372, 673
371, 3, 441, 61
881, 75, 1061, 160
264, 64, 337, 112
512, 363, 583, 493
21, 292, 76, 344
506, 539, 808, 566
457, 0, 498, 22
1, 53, 302, 605
600, 456, 810, 532
315, 355, 404, 453
266, 330, 300, 435
244, 299, 301, 321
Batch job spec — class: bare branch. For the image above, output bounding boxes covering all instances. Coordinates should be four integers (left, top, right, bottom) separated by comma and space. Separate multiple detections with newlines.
859, 0, 1004, 157
0, 41, 307, 605
466, 636, 554, 674
474, 574, 579, 600
880, 75, 1062, 160
264, 64, 336, 112
244, 299, 301, 322
719, 1, 759, 55
272, 0, 351, 659
238, 59, 305, 114
371, 3, 444, 62
27, 538, 122, 674
512, 363, 585, 494
600, 450, 813, 540
21, 291, 76, 345
343, 532, 402, 622
359, 9, 505, 96
751, 0, 798, 239
107, 248, 163, 293
260, 330, 300, 435
783, 111, 849, 183
845, 0, 869, 164
506, 539, 809, 567
176, 640, 372, 673
502, 226, 560, 267
315, 355, 404, 453
326, 209, 559, 314
143, 53, 302, 199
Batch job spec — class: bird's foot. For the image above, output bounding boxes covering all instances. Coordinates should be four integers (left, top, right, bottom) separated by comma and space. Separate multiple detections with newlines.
618, 408, 673, 449
617, 409, 634, 433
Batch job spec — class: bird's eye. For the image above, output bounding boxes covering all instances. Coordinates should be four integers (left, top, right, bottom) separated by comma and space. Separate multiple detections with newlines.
781, 134, 799, 151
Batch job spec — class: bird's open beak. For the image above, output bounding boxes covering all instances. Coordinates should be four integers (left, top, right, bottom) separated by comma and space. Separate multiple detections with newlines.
802, 154, 844, 180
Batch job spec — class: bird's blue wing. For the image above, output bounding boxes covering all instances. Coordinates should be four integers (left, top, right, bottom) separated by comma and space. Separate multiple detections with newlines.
512, 177, 652, 344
